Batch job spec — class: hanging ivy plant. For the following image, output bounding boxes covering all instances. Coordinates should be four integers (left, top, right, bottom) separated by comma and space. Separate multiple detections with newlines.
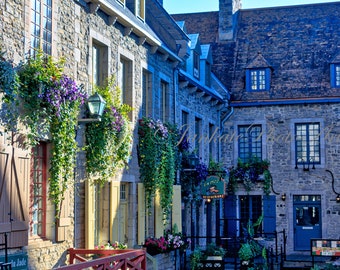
16, 52, 65, 147
228, 157, 271, 195
39, 75, 87, 211
85, 77, 133, 185
138, 117, 180, 222
3, 52, 87, 216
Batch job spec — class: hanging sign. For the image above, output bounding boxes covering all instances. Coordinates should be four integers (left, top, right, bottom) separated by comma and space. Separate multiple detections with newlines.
201, 175, 226, 199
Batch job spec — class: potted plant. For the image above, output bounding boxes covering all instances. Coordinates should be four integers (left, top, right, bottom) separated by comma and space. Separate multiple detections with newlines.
189, 243, 226, 269
238, 215, 267, 269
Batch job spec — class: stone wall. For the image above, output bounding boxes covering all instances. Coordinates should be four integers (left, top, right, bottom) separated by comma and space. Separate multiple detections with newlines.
222, 103, 340, 253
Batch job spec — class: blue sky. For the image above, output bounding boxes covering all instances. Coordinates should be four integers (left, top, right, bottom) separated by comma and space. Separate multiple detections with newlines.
163, 0, 339, 13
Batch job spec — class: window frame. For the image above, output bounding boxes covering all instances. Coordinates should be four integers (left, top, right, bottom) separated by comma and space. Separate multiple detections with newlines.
238, 124, 263, 163
136, 0, 145, 21
29, 0, 53, 56
194, 117, 202, 156
141, 68, 153, 118
30, 142, 48, 238
193, 51, 200, 79
160, 80, 169, 122
295, 122, 321, 165
246, 68, 270, 91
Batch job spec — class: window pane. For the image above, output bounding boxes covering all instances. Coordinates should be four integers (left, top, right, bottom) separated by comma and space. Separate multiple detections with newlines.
238, 125, 262, 162
295, 123, 320, 164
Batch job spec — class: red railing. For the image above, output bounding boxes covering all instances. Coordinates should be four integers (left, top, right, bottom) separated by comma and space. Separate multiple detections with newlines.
56, 248, 147, 270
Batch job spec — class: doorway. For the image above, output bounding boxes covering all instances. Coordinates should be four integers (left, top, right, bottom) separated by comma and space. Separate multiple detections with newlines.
293, 195, 321, 251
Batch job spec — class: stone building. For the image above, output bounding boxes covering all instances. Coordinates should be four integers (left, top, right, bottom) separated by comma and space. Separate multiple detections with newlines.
0, 0, 229, 269
172, 0, 340, 255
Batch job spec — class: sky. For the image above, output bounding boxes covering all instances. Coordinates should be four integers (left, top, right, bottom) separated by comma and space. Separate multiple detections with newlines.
163, 0, 340, 13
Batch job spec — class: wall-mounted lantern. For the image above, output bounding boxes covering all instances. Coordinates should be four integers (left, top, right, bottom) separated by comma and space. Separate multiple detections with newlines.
78, 92, 106, 123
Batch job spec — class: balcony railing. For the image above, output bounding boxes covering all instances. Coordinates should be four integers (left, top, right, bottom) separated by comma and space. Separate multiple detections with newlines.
56, 248, 146, 270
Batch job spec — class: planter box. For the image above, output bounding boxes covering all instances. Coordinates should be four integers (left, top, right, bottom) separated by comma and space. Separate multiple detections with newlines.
198, 257, 224, 270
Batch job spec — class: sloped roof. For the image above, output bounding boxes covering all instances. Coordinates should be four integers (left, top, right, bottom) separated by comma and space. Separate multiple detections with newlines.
172, 2, 340, 101
246, 53, 271, 69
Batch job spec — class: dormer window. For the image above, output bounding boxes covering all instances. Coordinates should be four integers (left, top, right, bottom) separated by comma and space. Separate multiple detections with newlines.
117, 0, 125, 6
330, 63, 340, 88
136, 0, 145, 20
193, 52, 200, 79
246, 68, 271, 91
245, 53, 272, 91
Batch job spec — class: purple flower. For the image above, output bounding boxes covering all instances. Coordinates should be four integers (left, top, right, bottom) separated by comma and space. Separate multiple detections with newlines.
39, 75, 88, 117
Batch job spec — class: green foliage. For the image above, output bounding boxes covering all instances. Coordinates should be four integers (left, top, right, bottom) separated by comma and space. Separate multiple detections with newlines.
85, 77, 133, 185
1, 52, 87, 216
16, 52, 65, 147
229, 157, 271, 194
138, 117, 180, 222
190, 249, 203, 270
239, 215, 268, 269
0, 49, 20, 133
0, 49, 19, 102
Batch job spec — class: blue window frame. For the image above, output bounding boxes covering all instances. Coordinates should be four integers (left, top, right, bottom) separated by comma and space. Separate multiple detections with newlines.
246, 68, 270, 91
295, 123, 320, 165
238, 125, 262, 163
330, 64, 340, 88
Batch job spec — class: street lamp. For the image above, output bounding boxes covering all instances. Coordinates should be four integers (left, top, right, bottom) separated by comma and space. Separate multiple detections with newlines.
78, 92, 106, 123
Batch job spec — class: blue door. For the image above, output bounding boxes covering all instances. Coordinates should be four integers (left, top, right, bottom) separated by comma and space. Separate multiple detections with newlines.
293, 195, 322, 251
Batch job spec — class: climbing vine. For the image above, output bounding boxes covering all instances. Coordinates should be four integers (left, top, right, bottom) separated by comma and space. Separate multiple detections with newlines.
1, 52, 87, 216
85, 77, 133, 185
138, 117, 180, 221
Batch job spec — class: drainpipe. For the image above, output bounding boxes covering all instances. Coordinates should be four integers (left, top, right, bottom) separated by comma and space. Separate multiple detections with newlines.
221, 106, 234, 133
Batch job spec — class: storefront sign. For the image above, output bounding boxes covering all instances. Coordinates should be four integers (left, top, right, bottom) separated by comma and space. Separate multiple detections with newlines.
0, 253, 28, 270
201, 175, 226, 199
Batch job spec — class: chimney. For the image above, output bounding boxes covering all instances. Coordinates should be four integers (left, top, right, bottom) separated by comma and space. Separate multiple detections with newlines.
219, 0, 241, 41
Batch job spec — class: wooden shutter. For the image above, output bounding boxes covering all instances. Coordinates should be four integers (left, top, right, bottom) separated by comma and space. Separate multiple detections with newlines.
0, 132, 29, 248
137, 183, 145, 245
224, 195, 238, 237
265, 68, 271, 90
155, 190, 163, 238
263, 195, 276, 234
110, 181, 120, 243
85, 180, 95, 249
56, 188, 71, 242
330, 64, 336, 88
245, 69, 251, 91
172, 185, 182, 232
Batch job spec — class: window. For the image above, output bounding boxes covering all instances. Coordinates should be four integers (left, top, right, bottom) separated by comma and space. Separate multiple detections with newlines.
181, 110, 189, 131
193, 52, 200, 79
330, 64, 340, 88
238, 125, 262, 162
195, 117, 202, 156
240, 195, 262, 233
136, 0, 145, 20
92, 41, 108, 87
160, 80, 169, 122
246, 68, 270, 91
30, 142, 47, 238
141, 69, 153, 117
119, 56, 133, 116
209, 123, 217, 160
225, 195, 276, 237
295, 123, 320, 165
30, 0, 53, 55
116, 0, 125, 6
